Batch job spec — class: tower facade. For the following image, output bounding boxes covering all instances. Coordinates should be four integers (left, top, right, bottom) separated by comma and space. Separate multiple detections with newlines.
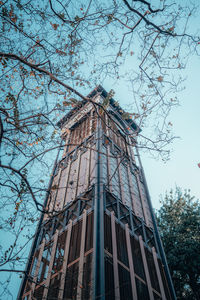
19, 86, 175, 300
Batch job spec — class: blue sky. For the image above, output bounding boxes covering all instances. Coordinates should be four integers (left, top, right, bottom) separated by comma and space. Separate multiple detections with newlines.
142, 54, 200, 209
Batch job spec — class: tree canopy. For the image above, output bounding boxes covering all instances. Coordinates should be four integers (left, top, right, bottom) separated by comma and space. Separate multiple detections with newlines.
1, 0, 200, 157
157, 188, 200, 300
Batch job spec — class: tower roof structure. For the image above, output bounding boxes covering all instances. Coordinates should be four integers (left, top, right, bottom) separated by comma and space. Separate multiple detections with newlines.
57, 85, 140, 133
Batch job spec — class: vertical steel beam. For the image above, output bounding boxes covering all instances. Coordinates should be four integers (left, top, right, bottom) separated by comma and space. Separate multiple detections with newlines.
111, 212, 120, 300
42, 230, 59, 299
125, 224, 138, 300
58, 220, 73, 299
139, 235, 154, 300
152, 247, 167, 300
77, 209, 87, 299
92, 114, 105, 300
28, 239, 45, 300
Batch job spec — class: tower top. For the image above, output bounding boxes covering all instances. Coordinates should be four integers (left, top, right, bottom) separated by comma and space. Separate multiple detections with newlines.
56, 85, 140, 133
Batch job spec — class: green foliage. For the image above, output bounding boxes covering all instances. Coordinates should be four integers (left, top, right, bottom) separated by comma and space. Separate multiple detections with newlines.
157, 188, 200, 300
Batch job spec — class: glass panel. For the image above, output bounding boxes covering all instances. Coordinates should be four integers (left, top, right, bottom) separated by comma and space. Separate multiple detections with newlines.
68, 220, 82, 263
63, 262, 79, 299
140, 181, 153, 227
82, 253, 93, 299
48, 174, 59, 212
101, 145, 108, 185
158, 259, 172, 300
56, 167, 68, 210
90, 147, 96, 186
105, 256, 115, 300
52, 231, 67, 274
31, 256, 38, 277
118, 264, 133, 300
47, 273, 61, 300
66, 159, 78, 203
109, 154, 121, 199
91, 110, 97, 133
130, 172, 144, 219
37, 261, 43, 282
116, 223, 129, 266
37, 243, 52, 283
68, 114, 91, 153
33, 286, 44, 299
77, 150, 89, 196
120, 163, 132, 208
85, 213, 94, 252
104, 213, 113, 254
130, 236, 146, 280
109, 117, 126, 152
136, 278, 150, 300
145, 248, 160, 292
